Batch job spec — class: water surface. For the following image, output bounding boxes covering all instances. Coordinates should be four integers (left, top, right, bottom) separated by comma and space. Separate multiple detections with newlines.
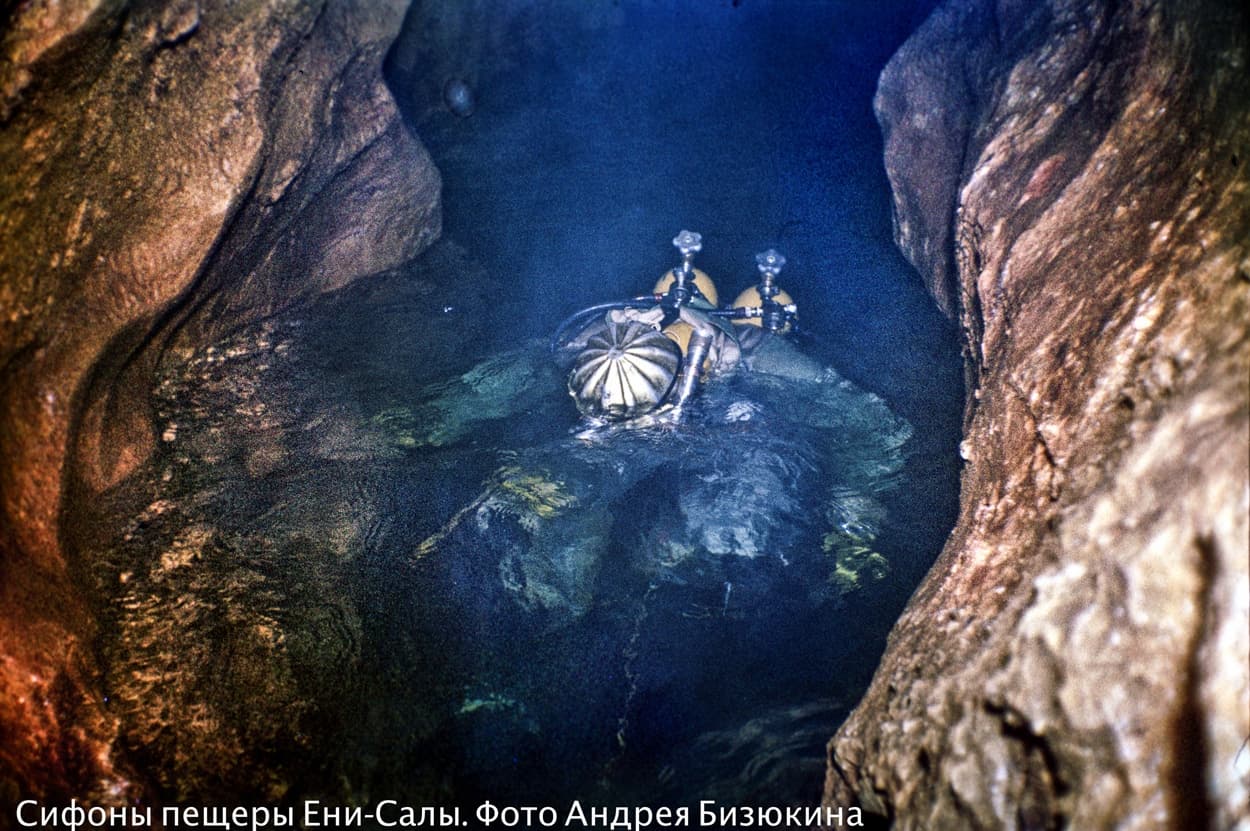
75, 0, 961, 814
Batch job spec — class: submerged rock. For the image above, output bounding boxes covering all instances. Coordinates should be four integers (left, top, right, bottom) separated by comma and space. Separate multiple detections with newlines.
403, 335, 913, 800
829, 0, 1249, 827
74, 286, 916, 805
414, 336, 911, 621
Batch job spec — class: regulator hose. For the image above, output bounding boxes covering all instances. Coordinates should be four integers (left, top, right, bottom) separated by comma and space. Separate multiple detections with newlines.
549, 299, 656, 353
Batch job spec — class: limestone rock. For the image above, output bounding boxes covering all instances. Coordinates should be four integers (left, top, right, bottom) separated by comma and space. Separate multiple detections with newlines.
0, 0, 439, 800
828, 0, 1249, 828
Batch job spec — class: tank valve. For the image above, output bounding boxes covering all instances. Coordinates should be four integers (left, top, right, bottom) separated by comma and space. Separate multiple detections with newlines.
755, 249, 785, 296
755, 249, 794, 333
664, 230, 703, 307
674, 230, 703, 268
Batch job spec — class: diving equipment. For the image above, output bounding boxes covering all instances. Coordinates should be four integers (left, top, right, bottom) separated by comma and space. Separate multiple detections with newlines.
550, 299, 656, 353
567, 318, 682, 420
654, 267, 719, 308
672, 327, 714, 408
729, 250, 798, 334
556, 231, 801, 421
653, 233, 719, 308
653, 230, 712, 309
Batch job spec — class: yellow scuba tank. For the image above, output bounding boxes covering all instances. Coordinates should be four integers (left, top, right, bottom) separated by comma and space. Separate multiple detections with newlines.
731, 285, 796, 333
653, 268, 719, 307
568, 319, 682, 420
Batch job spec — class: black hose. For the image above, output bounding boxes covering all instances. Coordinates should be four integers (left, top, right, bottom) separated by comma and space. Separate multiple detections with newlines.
549, 300, 655, 353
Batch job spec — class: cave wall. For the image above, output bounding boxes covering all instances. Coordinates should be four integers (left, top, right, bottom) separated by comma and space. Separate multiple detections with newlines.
0, 0, 439, 799
827, 0, 1249, 828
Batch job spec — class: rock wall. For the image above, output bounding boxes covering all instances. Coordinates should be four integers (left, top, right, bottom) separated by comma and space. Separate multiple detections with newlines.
0, 0, 439, 800
827, 0, 1249, 828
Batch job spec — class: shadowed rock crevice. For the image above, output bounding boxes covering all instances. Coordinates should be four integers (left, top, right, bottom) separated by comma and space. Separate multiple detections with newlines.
1168, 532, 1216, 831
828, 0, 1249, 827
0, 0, 439, 800
986, 698, 1069, 830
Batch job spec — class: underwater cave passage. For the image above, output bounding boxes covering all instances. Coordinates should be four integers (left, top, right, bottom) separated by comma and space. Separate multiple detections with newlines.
80, 0, 963, 810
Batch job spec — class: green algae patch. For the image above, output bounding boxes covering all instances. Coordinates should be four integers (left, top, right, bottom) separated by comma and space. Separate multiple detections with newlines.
492, 465, 578, 524
369, 406, 420, 449
823, 532, 890, 593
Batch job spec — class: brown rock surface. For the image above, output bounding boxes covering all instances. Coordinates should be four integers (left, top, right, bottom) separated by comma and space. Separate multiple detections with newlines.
828, 0, 1249, 828
0, 0, 439, 800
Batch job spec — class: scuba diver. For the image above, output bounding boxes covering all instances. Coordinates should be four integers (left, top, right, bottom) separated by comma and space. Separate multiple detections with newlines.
552, 230, 799, 423
408, 226, 910, 616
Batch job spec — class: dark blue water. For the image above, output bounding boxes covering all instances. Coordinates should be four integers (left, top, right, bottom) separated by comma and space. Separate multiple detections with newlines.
373, 0, 961, 807
389, 1, 952, 425
79, 0, 961, 816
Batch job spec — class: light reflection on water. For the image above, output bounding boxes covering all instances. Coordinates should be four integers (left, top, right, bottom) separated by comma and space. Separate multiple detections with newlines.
82, 272, 938, 807
76, 0, 965, 810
